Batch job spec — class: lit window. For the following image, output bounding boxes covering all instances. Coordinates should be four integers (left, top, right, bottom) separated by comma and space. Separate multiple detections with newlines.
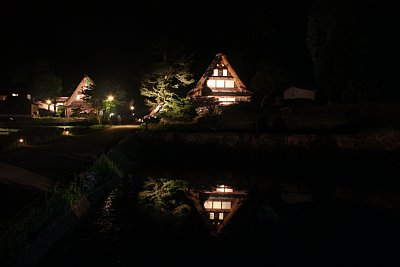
222, 69, 228, 76
216, 185, 233, 193
213, 69, 218, 76
0, 95, 6, 101
222, 201, 231, 209
26, 94, 31, 100
213, 201, 222, 209
207, 79, 216, 88
209, 212, 214, 220
216, 80, 225, 88
12, 93, 18, 97
204, 201, 212, 209
225, 80, 235, 88
219, 213, 224, 220
219, 97, 236, 102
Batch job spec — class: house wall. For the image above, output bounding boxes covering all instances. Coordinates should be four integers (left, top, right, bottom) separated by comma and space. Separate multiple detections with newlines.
284, 88, 315, 100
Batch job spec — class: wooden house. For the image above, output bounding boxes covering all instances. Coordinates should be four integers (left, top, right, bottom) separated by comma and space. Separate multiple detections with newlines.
187, 53, 253, 106
283, 86, 315, 101
0, 88, 38, 117
63, 75, 96, 117
187, 184, 247, 236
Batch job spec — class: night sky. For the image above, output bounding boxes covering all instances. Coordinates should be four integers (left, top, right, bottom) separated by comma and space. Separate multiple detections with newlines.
1, 0, 396, 108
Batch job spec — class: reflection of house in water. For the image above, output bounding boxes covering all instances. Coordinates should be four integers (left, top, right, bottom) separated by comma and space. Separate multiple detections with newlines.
188, 184, 247, 236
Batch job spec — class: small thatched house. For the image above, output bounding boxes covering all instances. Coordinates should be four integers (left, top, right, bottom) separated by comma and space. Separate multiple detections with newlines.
187, 53, 252, 106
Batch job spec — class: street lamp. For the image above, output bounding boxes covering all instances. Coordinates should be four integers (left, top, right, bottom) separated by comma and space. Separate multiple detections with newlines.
46, 99, 51, 112
130, 105, 134, 116
106, 95, 114, 125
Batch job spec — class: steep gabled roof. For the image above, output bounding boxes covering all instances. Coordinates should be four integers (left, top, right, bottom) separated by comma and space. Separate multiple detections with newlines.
187, 52, 252, 97
64, 74, 94, 107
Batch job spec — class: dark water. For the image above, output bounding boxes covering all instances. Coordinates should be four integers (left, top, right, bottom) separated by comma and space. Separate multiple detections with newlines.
38, 167, 400, 267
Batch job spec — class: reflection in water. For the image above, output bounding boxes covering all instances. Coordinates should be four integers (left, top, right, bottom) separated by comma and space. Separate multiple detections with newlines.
188, 184, 247, 236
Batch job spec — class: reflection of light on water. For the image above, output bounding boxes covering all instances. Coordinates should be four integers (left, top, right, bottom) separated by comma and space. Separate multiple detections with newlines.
216, 184, 233, 193
102, 192, 115, 216
91, 191, 118, 236
189, 184, 247, 236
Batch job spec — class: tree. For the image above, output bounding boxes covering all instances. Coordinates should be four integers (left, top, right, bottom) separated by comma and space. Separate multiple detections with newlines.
83, 81, 127, 124
140, 42, 195, 120
31, 58, 63, 101
307, 0, 369, 103
251, 60, 287, 109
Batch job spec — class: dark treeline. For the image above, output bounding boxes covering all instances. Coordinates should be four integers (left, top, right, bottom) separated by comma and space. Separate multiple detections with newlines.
228, 0, 398, 105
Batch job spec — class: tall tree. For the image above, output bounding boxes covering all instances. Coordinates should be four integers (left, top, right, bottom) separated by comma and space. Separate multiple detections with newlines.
307, 0, 372, 103
31, 58, 63, 101
140, 41, 195, 120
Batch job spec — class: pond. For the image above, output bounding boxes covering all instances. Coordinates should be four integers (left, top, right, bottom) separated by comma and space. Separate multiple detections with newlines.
38, 166, 400, 267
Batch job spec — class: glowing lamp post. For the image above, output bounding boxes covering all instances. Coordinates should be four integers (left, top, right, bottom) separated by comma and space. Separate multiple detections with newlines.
130, 105, 134, 116
107, 95, 114, 125
46, 99, 51, 112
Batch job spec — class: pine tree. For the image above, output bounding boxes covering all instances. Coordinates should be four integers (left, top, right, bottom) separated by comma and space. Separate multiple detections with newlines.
140, 42, 194, 120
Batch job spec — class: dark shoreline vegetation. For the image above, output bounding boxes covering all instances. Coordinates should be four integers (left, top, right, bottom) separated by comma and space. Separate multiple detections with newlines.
1, 127, 400, 266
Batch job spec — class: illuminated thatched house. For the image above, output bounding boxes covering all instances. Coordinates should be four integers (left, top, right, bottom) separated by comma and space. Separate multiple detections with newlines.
63, 74, 96, 117
187, 184, 247, 236
187, 53, 252, 106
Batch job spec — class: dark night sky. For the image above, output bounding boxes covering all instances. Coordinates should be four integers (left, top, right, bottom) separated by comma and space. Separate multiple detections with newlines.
2, 2, 255, 91
1, 0, 315, 108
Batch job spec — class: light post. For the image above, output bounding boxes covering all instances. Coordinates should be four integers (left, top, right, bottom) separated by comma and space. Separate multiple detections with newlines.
130, 105, 134, 116
107, 95, 114, 125
46, 99, 51, 114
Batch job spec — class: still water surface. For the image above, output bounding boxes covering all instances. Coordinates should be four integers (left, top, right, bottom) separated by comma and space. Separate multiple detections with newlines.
39, 169, 399, 267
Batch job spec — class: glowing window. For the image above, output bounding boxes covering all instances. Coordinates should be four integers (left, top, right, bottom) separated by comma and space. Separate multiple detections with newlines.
216, 185, 233, 193
26, 94, 31, 100
219, 98, 236, 102
12, 93, 18, 97
216, 80, 225, 88
0, 95, 6, 101
213, 201, 222, 209
219, 213, 224, 220
221, 202, 231, 209
213, 69, 218, 76
209, 212, 214, 220
204, 201, 212, 209
222, 69, 228, 76
207, 79, 216, 88
225, 80, 235, 88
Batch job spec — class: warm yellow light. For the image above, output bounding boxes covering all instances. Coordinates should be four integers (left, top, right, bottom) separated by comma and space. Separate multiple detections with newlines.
46, 99, 51, 105
130, 106, 134, 110
18, 138, 24, 143
107, 96, 114, 101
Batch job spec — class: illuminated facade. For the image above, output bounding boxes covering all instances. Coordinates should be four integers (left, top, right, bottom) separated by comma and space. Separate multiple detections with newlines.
188, 184, 247, 236
63, 74, 96, 117
187, 53, 252, 106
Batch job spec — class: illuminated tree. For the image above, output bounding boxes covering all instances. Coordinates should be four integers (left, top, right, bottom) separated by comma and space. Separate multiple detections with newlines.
140, 42, 195, 120
83, 81, 126, 124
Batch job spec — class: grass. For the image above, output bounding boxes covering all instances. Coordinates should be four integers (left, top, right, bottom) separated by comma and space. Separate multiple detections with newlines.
0, 143, 128, 263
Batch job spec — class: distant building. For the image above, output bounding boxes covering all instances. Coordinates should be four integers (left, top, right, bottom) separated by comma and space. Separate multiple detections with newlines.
0, 88, 38, 117
63, 74, 96, 117
187, 53, 253, 106
283, 86, 315, 101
